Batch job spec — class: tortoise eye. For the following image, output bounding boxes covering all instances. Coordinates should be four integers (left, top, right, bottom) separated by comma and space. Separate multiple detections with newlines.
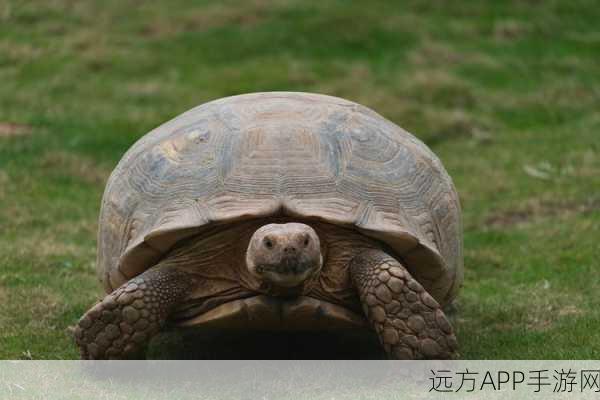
303, 236, 310, 247
264, 237, 274, 249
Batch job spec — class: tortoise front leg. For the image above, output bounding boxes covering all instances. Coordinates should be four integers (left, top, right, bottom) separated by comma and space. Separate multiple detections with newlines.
73, 266, 195, 359
350, 250, 458, 359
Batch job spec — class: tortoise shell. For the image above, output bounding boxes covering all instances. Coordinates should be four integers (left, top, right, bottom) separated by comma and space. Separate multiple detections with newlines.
97, 92, 463, 305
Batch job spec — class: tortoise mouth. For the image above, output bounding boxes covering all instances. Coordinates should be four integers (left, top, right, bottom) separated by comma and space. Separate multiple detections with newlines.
174, 295, 367, 332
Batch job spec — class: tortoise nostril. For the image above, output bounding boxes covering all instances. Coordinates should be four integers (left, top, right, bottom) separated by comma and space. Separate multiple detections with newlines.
284, 246, 296, 253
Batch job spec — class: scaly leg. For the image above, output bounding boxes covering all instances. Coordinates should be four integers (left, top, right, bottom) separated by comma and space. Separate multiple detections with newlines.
73, 266, 194, 359
350, 250, 458, 359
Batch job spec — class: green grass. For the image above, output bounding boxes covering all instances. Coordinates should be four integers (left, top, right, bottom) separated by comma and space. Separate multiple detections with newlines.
1, 0, 599, 359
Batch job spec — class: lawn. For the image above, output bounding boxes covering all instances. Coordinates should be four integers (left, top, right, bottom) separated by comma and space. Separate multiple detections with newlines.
0, 0, 599, 359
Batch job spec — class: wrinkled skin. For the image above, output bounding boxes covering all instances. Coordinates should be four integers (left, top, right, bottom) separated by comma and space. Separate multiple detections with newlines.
246, 223, 323, 288
74, 222, 457, 359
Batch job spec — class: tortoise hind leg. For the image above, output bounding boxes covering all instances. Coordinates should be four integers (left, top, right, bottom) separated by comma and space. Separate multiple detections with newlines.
350, 249, 458, 359
73, 266, 195, 359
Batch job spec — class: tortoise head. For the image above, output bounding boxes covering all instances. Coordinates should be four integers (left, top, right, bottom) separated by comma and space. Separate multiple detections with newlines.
246, 223, 322, 290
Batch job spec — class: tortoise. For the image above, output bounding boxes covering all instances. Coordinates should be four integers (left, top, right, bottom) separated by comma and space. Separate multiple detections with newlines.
73, 92, 463, 359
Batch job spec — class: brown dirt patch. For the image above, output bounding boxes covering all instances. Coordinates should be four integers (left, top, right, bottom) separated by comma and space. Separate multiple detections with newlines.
0, 122, 32, 138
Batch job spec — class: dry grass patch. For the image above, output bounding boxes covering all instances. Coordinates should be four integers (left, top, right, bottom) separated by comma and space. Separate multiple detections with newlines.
0, 218, 97, 265
0, 40, 43, 63
39, 151, 111, 186
407, 40, 462, 67
485, 197, 600, 228
493, 19, 530, 41
1, 286, 61, 323
568, 149, 600, 178
489, 79, 600, 112
408, 107, 491, 147
0, 170, 8, 200
0, 285, 8, 305
126, 81, 165, 96
140, 0, 273, 38
472, 283, 586, 333
408, 39, 499, 69
405, 69, 475, 107
11, 235, 93, 261
316, 62, 385, 108
19, 286, 65, 330
520, 284, 584, 331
